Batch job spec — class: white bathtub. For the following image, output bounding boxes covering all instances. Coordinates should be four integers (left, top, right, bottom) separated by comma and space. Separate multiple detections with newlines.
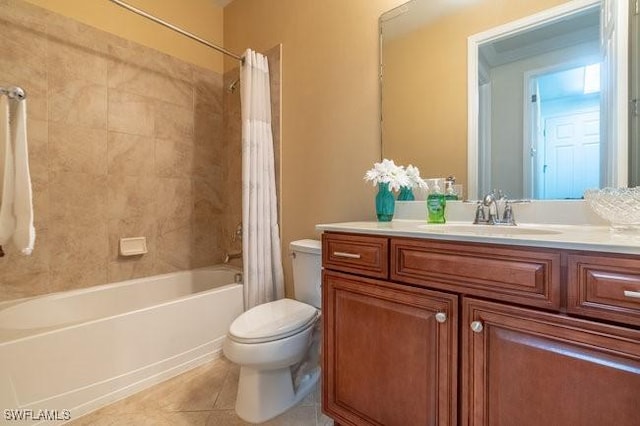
0, 265, 244, 425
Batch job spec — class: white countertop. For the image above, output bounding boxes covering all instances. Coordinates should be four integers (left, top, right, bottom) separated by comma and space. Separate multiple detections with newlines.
316, 220, 640, 255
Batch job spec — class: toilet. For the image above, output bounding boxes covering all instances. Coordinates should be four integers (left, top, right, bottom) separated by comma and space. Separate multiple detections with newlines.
222, 239, 322, 423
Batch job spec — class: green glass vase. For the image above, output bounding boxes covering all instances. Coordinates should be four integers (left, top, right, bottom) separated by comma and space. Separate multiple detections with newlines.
397, 186, 415, 201
375, 182, 395, 222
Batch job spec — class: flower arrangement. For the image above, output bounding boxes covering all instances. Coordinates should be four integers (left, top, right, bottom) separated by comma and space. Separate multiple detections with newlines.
363, 159, 426, 192
364, 159, 426, 221
404, 165, 428, 190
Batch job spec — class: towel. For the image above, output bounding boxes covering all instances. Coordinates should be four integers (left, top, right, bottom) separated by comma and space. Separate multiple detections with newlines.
10, 99, 35, 255
0, 95, 16, 245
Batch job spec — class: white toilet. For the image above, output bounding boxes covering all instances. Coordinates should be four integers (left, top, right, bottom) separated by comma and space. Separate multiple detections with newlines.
222, 239, 322, 423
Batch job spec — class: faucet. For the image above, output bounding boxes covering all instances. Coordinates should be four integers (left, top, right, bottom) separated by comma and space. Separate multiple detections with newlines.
474, 190, 517, 226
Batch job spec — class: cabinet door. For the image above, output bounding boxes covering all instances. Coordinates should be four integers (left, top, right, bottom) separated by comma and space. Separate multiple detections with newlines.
462, 298, 640, 426
323, 270, 457, 426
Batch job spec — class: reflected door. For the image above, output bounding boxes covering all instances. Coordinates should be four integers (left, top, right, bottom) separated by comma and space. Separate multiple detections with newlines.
541, 110, 600, 199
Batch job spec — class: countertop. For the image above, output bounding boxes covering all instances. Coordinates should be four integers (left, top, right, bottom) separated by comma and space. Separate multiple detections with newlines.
316, 220, 640, 255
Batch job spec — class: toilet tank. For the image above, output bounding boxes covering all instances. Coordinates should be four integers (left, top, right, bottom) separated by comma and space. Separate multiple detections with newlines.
290, 239, 322, 309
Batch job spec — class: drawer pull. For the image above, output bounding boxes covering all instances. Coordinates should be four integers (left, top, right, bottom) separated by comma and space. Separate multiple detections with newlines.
470, 321, 484, 333
623, 290, 640, 299
435, 312, 447, 323
332, 251, 361, 259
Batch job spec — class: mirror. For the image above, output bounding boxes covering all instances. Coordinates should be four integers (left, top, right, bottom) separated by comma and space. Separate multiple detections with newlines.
380, 0, 632, 200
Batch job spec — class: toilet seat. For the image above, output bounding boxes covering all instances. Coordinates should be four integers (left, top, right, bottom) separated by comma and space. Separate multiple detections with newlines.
228, 298, 318, 344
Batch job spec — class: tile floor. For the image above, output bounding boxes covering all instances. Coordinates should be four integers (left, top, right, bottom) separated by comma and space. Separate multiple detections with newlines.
68, 356, 332, 426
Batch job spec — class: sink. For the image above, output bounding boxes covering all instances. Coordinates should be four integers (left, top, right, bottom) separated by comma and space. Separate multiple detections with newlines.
417, 223, 562, 236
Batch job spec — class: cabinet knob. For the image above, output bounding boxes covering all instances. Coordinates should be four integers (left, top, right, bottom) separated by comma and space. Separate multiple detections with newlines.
470, 321, 484, 333
435, 312, 447, 323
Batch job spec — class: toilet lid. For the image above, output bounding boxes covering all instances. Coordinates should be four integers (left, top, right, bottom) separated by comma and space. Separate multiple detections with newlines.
228, 298, 319, 344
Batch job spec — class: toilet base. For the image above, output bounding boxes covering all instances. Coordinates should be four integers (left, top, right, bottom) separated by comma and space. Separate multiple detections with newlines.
235, 365, 320, 423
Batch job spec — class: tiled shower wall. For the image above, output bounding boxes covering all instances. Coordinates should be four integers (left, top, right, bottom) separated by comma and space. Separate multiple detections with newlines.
0, 0, 280, 302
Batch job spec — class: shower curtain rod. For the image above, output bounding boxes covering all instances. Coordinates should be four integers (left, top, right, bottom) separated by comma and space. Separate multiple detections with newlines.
0, 86, 26, 100
108, 0, 244, 63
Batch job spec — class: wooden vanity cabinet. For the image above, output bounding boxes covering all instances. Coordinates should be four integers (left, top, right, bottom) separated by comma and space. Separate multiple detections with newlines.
462, 298, 640, 426
322, 270, 458, 426
321, 232, 640, 426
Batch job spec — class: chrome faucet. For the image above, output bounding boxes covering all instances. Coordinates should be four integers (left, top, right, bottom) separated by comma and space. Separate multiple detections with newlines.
474, 190, 517, 226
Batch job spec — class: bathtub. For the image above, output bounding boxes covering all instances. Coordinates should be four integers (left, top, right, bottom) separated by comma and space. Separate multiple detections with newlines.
0, 265, 244, 425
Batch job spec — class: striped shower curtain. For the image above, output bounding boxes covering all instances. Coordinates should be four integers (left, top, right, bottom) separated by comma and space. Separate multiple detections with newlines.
240, 49, 285, 310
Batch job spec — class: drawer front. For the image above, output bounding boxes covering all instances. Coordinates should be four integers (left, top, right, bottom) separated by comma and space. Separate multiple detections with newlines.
568, 254, 640, 327
391, 238, 561, 310
322, 233, 389, 279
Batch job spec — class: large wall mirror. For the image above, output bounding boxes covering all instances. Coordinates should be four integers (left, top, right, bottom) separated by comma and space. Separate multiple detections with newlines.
380, 0, 636, 200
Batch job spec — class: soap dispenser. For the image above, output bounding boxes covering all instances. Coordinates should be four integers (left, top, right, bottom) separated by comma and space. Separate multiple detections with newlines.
426, 178, 446, 223
444, 175, 459, 201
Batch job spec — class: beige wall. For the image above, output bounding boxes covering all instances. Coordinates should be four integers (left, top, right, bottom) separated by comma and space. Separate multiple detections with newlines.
382, 0, 572, 198
22, 0, 224, 73
223, 0, 407, 297
0, 0, 229, 301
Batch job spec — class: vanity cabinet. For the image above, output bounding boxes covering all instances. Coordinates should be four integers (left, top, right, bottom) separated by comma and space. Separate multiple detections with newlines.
321, 232, 640, 426
322, 270, 458, 426
463, 298, 640, 426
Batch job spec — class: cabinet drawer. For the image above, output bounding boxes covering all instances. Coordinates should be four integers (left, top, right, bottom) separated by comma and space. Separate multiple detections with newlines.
568, 253, 640, 327
322, 233, 388, 279
391, 238, 561, 310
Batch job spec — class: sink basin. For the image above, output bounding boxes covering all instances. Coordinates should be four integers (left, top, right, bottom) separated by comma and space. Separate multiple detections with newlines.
417, 224, 562, 236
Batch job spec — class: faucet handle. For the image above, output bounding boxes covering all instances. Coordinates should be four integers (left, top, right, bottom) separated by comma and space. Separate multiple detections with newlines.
473, 202, 486, 224
502, 201, 516, 225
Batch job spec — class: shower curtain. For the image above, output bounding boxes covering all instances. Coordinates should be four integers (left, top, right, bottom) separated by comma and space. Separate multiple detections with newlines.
240, 49, 285, 310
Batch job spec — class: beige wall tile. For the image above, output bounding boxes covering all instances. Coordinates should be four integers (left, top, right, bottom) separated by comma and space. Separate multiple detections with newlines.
107, 132, 155, 177
49, 260, 107, 293
156, 215, 193, 274
0, 229, 49, 276
193, 66, 223, 115
48, 221, 108, 292
108, 91, 155, 136
156, 178, 194, 223
155, 138, 195, 178
154, 101, 194, 141
49, 75, 107, 129
31, 179, 49, 231
50, 171, 108, 224
0, 271, 50, 302
47, 39, 108, 85
108, 256, 155, 283
108, 44, 193, 109
27, 118, 49, 185
48, 221, 108, 267
49, 123, 107, 175
0, 25, 47, 120
107, 175, 158, 219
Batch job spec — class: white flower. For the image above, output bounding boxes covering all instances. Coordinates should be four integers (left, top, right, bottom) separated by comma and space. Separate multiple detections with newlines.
363, 159, 410, 192
405, 165, 428, 189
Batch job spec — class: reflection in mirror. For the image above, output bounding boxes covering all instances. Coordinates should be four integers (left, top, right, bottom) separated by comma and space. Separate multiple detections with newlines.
380, 0, 631, 200
477, 5, 602, 199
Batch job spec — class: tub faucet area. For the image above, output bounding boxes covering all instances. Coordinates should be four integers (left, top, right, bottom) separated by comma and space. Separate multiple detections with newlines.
225, 250, 242, 263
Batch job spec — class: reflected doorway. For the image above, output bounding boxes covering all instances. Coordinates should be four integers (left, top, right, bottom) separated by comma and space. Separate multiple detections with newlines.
527, 63, 602, 199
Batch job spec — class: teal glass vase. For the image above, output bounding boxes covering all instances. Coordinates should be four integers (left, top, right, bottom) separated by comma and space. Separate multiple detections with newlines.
397, 186, 415, 201
375, 182, 395, 222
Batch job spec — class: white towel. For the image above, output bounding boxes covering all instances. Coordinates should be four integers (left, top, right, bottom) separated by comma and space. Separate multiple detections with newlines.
0, 95, 16, 245
10, 99, 35, 255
